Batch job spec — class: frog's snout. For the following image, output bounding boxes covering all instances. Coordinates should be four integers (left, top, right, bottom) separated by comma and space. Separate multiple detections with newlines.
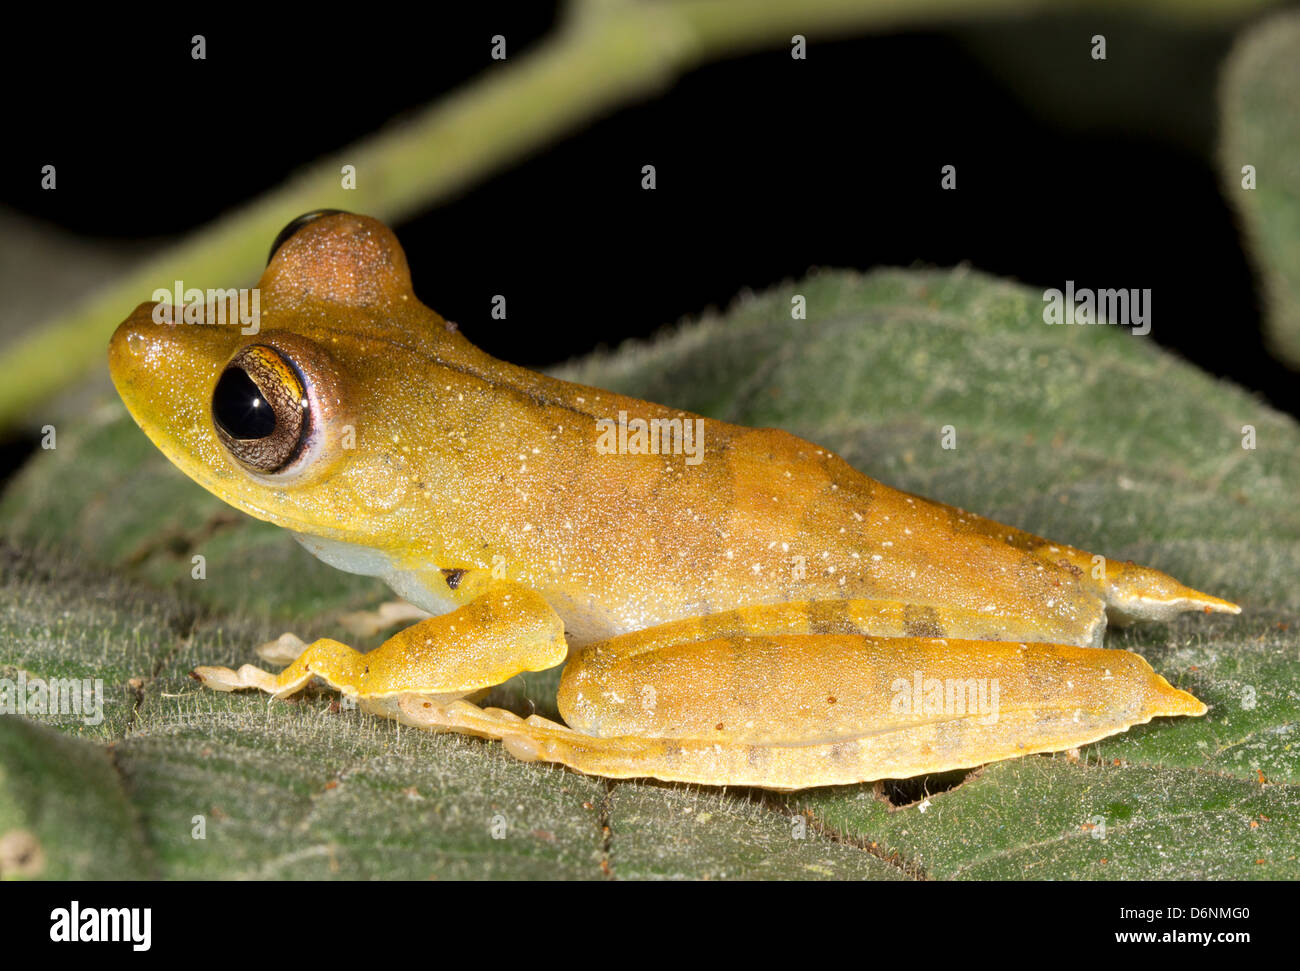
110, 302, 241, 388
107, 301, 248, 454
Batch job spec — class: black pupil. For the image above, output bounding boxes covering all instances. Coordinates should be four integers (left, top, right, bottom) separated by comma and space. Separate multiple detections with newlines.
213, 367, 276, 439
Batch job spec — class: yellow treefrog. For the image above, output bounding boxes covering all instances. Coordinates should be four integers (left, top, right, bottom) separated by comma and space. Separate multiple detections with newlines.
107, 212, 1238, 790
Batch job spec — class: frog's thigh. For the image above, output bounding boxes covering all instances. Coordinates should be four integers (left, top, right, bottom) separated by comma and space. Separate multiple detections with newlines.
194, 584, 566, 700
504, 631, 1205, 790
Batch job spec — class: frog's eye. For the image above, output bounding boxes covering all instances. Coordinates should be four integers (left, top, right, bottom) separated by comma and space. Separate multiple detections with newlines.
267, 209, 348, 265
212, 345, 310, 474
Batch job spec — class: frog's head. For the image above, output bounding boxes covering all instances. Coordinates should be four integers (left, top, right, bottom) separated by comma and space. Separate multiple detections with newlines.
108, 211, 471, 551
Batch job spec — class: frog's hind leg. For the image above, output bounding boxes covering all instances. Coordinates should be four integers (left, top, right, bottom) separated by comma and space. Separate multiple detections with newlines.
397, 626, 1206, 791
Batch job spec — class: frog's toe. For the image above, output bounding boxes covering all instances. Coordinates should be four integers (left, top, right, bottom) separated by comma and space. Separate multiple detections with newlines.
193, 663, 281, 694
193, 657, 319, 698
337, 600, 433, 638
256, 632, 309, 665
389, 694, 574, 763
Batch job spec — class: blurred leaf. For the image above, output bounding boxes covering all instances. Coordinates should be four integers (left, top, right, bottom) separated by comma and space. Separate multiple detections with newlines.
1221, 8, 1300, 368
0, 717, 153, 879
958, 13, 1240, 153
2, 267, 1296, 879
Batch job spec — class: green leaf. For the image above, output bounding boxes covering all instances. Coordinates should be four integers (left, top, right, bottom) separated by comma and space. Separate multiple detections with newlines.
2, 267, 1296, 879
0, 717, 154, 879
1221, 8, 1300, 368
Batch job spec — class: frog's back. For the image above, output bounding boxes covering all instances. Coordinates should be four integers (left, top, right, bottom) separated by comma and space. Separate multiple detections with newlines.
425, 361, 1106, 647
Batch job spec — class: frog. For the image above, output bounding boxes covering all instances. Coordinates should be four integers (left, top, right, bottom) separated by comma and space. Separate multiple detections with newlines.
106, 211, 1239, 791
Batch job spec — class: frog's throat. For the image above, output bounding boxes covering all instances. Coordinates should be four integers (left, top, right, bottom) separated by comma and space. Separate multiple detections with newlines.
290, 532, 459, 617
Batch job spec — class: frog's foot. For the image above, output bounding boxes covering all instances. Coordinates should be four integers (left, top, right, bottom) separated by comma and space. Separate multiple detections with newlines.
194, 583, 567, 702
252, 600, 450, 667
337, 600, 433, 638
378, 694, 663, 777
383, 695, 571, 752
195, 638, 361, 699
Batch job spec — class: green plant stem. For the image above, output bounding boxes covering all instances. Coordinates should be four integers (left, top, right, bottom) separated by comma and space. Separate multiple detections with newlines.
0, 0, 1272, 430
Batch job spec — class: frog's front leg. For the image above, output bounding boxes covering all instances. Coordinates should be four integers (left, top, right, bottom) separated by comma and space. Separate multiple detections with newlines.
194, 579, 566, 700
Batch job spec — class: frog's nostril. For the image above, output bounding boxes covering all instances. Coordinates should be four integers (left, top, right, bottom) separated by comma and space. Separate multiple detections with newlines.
126, 331, 147, 357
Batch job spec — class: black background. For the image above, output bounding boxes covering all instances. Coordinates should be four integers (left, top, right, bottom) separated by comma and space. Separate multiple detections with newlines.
5, 7, 1296, 416
1, 877, 1277, 951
